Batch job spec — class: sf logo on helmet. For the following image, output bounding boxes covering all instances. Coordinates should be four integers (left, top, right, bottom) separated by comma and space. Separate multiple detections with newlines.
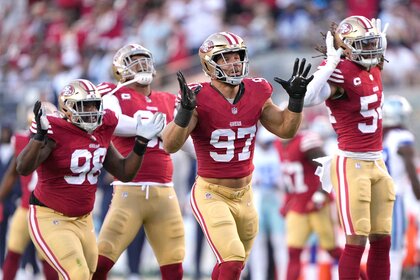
200, 40, 214, 53
339, 23, 353, 35
62, 85, 75, 96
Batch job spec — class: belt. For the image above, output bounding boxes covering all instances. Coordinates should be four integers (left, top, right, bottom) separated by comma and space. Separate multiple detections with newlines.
207, 184, 250, 199
29, 191, 46, 207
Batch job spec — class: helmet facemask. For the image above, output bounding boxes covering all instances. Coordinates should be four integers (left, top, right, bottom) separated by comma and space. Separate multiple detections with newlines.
59, 79, 104, 134
337, 16, 384, 69
209, 50, 249, 86
199, 32, 249, 86
113, 44, 156, 86
64, 99, 104, 133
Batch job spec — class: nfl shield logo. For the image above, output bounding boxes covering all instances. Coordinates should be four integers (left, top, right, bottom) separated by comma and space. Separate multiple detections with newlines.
231, 107, 238, 114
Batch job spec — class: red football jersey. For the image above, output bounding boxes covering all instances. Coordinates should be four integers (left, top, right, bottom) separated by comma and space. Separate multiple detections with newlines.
322, 59, 383, 152
30, 110, 118, 217
191, 78, 272, 178
13, 131, 33, 209
98, 82, 176, 184
275, 130, 331, 213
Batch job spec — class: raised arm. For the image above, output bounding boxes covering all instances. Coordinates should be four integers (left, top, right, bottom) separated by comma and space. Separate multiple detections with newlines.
163, 71, 200, 153
16, 101, 55, 175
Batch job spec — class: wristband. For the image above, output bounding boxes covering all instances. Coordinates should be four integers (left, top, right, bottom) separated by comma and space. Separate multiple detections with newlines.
287, 97, 304, 113
133, 136, 149, 156
32, 133, 46, 142
174, 106, 193, 128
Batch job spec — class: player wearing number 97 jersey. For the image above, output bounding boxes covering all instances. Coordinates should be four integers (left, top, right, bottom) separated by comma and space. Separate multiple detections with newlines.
162, 31, 314, 279
303, 15, 395, 279
16, 79, 163, 280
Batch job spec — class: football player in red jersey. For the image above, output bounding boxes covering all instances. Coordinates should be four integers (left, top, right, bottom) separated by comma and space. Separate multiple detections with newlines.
275, 128, 342, 280
92, 44, 193, 280
0, 104, 58, 280
303, 16, 394, 279
16, 79, 165, 280
162, 31, 314, 279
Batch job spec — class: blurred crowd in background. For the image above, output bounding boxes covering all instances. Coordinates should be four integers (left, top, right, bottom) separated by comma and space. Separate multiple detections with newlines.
1, 0, 420, 128
2, 0, 420, 279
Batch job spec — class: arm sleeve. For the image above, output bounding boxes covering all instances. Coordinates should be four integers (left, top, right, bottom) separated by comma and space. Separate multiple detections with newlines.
304, 65, 335, 107
103, 95, 137, 137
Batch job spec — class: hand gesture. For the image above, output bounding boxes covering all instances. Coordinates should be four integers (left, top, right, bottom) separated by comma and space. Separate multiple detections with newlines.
274, 58, 314, 101
33, 100, 50, 140
326, 31, 344, 68
177, 71, 201, 111
136, 112, 165, 141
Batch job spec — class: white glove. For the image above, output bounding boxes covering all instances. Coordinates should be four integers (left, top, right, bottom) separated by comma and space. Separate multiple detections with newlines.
371, 18, 388, 55
325, 31, 343, 69
136, 112, 165, 140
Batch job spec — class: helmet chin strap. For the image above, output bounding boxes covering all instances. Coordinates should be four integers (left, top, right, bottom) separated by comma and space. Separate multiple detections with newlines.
104, 73, 153, 96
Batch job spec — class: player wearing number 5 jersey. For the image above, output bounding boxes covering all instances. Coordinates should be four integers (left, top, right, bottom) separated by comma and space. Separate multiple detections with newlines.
93, 44, 190, 280
162, 31, 314, 279
303, 15, 394, 279
16, 79, 164, 280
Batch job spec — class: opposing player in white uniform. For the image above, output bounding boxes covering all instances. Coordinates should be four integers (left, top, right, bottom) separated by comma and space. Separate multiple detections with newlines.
382, 95, 420, 280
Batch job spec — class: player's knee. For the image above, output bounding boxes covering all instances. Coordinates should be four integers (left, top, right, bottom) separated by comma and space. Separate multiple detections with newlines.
355, 218, 370, 235
227, 239, 246, 261
168, 219, 185, 239
67, 265, 90, 280
98, 239, 114, 256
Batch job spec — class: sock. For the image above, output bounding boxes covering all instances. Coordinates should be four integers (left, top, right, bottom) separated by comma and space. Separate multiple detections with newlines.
2, 250, 21, 280
287, 247, 303, 280
92, 255, 115, 280
217, 261, 243, 280
367, 236, 391, 280
338, 244, 365, 280
160, 263, 183, 280
327, 247, 343, 262
211, 263, 220, 280
42, 260, 59, 280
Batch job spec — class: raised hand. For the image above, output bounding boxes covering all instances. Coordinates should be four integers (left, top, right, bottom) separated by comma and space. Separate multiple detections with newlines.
32, 100, 50, 141
136, 112, 165, 141
326, 31, 344, 68
174, 71, 201, 127
274, 58, 314, 111
177, 71, 200, 110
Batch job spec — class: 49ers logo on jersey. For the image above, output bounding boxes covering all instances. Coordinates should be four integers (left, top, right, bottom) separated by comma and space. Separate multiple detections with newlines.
200, 40, 214, 53
61, 85, 75, 96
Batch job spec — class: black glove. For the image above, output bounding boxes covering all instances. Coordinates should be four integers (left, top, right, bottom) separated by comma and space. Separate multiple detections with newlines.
32, 100, 49, 141
175, 71, 201, 127
274, 58, 314, 113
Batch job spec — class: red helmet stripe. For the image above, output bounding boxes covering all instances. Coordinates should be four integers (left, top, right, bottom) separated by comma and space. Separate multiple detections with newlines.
354, 16, 373, 31
220, 32, 239, 45
78, 79, 96, 92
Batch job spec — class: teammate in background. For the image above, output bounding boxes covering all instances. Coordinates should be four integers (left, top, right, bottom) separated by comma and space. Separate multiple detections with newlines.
93, 44, 193, 280
303, 16, 394, 279
382, 95, 420, 280
0, 104, 58, 280
162, 31, 314, 279
275, 126, 343, 280
16, 79, 164, 279
248, 126, 286, 280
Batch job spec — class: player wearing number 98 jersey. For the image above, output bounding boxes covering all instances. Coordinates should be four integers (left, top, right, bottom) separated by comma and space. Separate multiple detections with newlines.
162, 31, 314, 279
16, 79, 163, 280
303, 15, 395, 279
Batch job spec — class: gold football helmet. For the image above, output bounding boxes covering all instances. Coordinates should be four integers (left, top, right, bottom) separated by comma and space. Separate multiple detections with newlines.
199, 32, 249, 85
382, 95, 412, 127
336, 16, 384, 68
112, 44, 155, 85
58, 79, 103, 133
